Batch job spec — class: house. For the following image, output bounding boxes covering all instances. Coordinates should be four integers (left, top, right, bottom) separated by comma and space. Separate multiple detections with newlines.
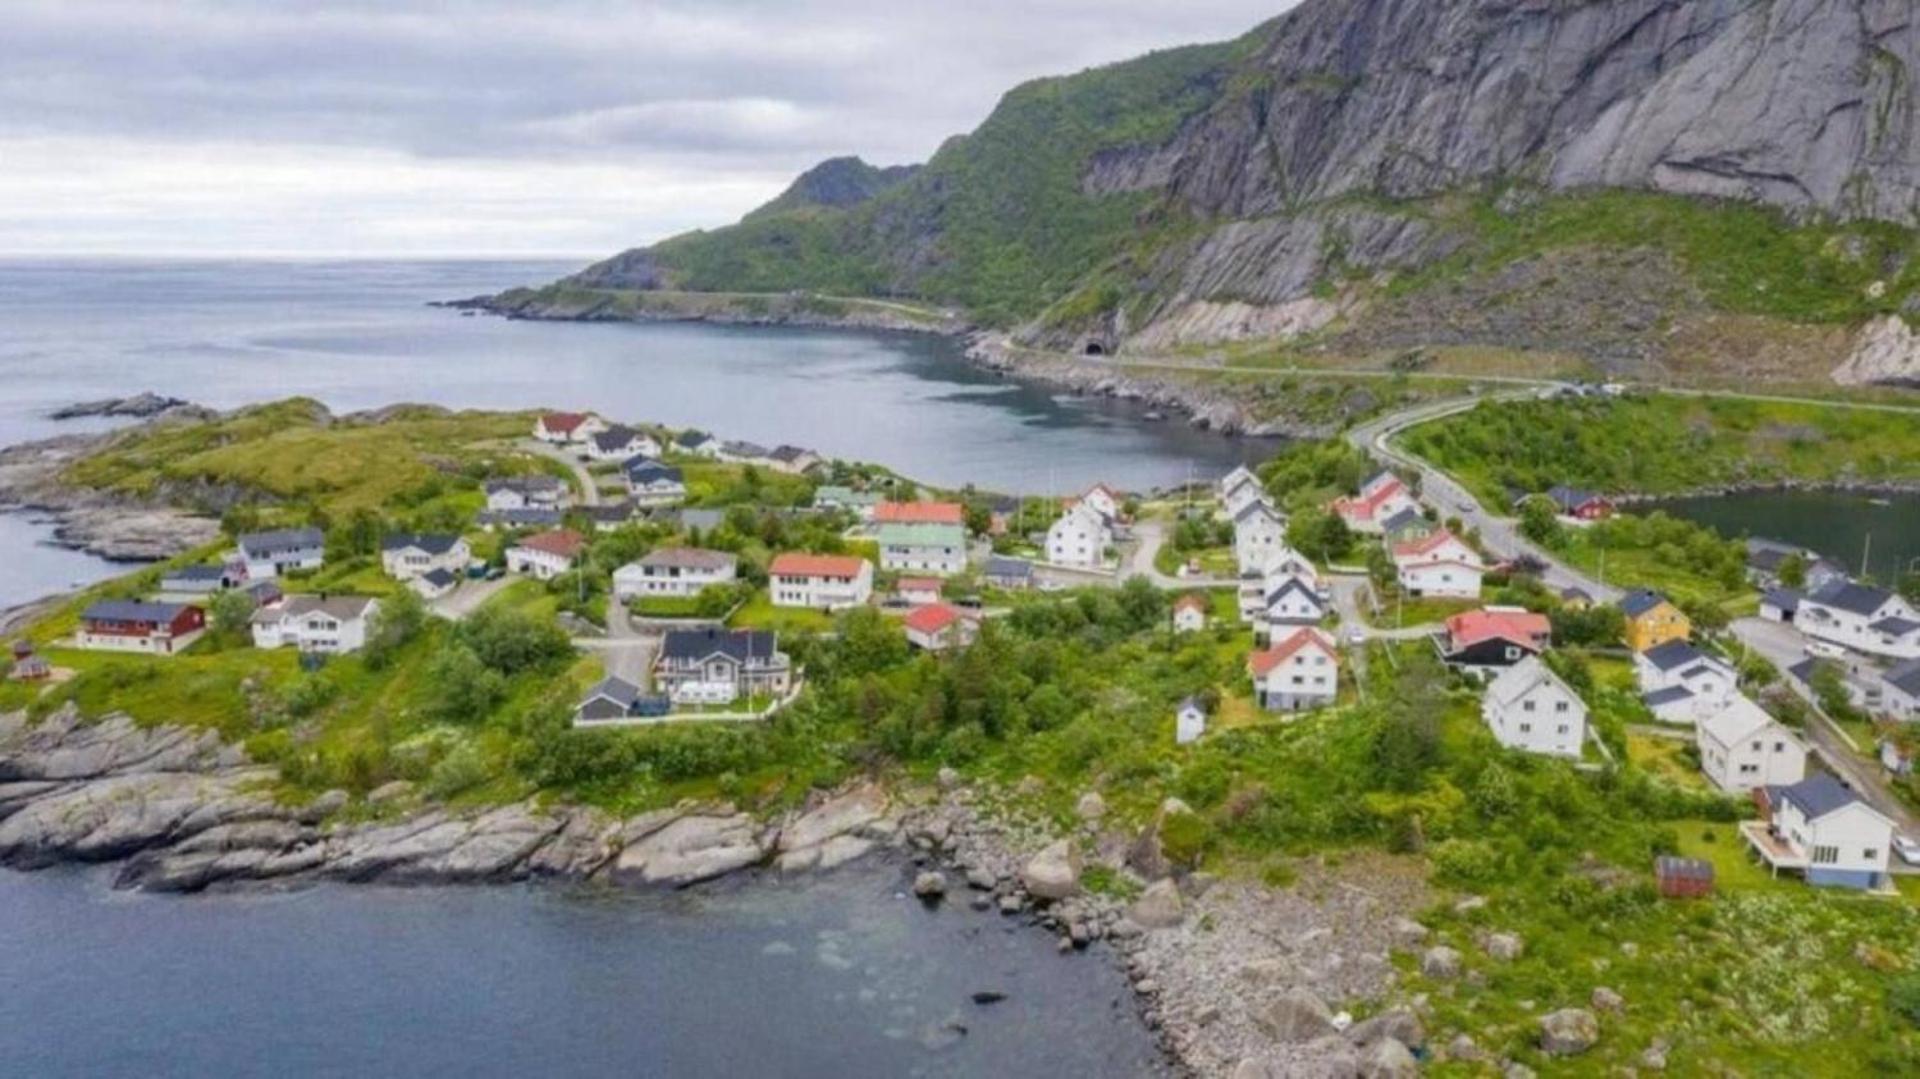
1559, 586, 1594, 611
507, 530, 586, 580
582, 503, 638, 533
1219, 466, 1265, 518
1330, 470, 1419, 535
380, 533, 470, 582
615, 547, 738, 600
1255, 576, 1329, 642
1239, 546, 1321, 623
718, 440, 772, 464
1232, 498, 1289, 576
767, 445, 821, 474
1695, 694, 1807, 792
769, 553, 873, 610
1796, 579, 1920, 660
1527, 485, 1615, 521
77, 600, 206, 654
250, 595, 379, 654
585, 426, 660, 462
1045, 503, 1113, 569
243, 579, 284, 609
1248, 628, 1340, 712
1392, 530, 1485, 599
904, 603, 974, 652
672, 507, 727, 534
896, 577, 944, 606
676, 431, 719, 457
534, 411, 606, 444
1172, 594, 1209, 633
653, 627, 792, 701
411, 568, 459, 601
814, 486, 881, 520
1759, 588, 1801, 624
1621, 590, 1691, 653
476, 507, 564, 531
1882, 735, 1916, 777
236, 527, 325, 579
1175, 696, 1207, 745
1744, 539, 1850, 591
159, 564, 237, 595
571, 676, 673, 726
1380, 507, 1431, 546
1480, 656, 1587, 758
8, 639, 50, 681
1437, 607, 1552, 669
1635, 639, 1737, 724
1746, 774, 1894, 891
1655, 856, 1715, 899
624, 459, 688, 507
1879, 660, 1920, 721
485, 475, 568, 512
873, 501, 966, 526
879, 523, 968, 575
1073, 483, 1123, 522
983, 556, 1035, 591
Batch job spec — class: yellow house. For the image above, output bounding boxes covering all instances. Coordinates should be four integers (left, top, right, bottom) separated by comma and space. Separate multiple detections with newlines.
1621, 589, 1690, 652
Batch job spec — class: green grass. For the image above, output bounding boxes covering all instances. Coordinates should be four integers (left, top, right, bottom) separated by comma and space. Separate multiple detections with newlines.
728, 593, 835, 634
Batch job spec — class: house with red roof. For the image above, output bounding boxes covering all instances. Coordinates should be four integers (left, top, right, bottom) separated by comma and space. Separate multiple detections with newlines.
1069, 483, 1123, 523
1248, 628, 1340, 712
873, 501, 966, 526
903, 603, 975, 652
1173, 593, 1210, 633
1438, 607, 1553, 669
896, 577, 944, 606
1329, 470, 1419, 535
769, 552, 873, 610
507, 529, 586, 580
533, 411, 607, 445
1392, 529, 1486, 599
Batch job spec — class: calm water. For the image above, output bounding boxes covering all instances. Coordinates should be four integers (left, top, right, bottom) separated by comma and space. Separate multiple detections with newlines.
1647, 490, 1920, 584
0, 865, 1163, 1078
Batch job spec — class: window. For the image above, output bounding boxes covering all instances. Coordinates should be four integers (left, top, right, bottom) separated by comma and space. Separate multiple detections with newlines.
1812, 845, 1839, 865
1864, 849, 1879, 861
1554, 701, 1569, 713
1519, 723, 1532, 734
1522, 700, 1536, 712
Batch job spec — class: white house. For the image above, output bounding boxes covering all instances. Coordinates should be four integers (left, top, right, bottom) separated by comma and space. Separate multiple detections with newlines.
769, 553, 873, 610
1249, 628, 1339, 712
1075, 483, 1122, 522
236, 528, 325, 579
411, 568, 460, 601
896, 577, 945, 606
1392, 530, 1485, 599
1175, 696, 1207, 745
878, 524, 968, 576
1635, 640, 1738, 725
586, 426, 660, 462
903, 603, 974, 652
1879, 660, 1920, 720
676, 431, 719, 457
613, 547, 737, 600
380, 533, 470, 582
250, 595, 380, 654
1219, 466, 1265, 519
1746, 774, 1894, 891
1481, 657, 1587, 757
1331, 470, 1419, 535
1233, 498, 1289, 576
624, 460, 688, 507
1238, 546, 1320, 623
534, 411, 606, 444
1172, 594, 1209, 633
1796, 580, 1920, 660
485, 476, 568, 512
1255, 575, 1329, 642
767, 445, 822, 474
1045, 503, 1113, 569
1695, 694, 1807, 792
507, 530, 586, 580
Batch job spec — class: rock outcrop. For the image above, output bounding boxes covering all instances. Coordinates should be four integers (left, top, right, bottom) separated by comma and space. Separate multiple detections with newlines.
1833, 315, 1920, 386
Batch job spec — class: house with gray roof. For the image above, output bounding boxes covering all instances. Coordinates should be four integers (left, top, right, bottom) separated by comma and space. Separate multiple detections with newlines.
484, 475, 568, 512
624, 459, 688, 507
477, 507, 564, 531
236, 527, 325, 579
984, 556, 1034, 590
380, 533, 470, 582
1746, 774, 1894, 891
78, 600, 207, 655
1797, 579, 1920, 660
251, 595, 380, 654
654, 627, 791, 702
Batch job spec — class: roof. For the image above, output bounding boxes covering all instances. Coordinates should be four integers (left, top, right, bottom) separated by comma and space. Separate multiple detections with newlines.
1393, 529, 1467, 559
1332, 472, 1407, 520
1655, 856, 1713, 881
874, 501, 965, 525
1768, 774, 1865, 823
1545, 485, 1609, 510
382, 532, 462, 556
420, 568, 457, 588
769, 552, 867, 579
625, 459, 685, 484
478, 508, 563, 526
1484, 655, 1574, 709
237, 527, 323, 555
1220, 466, 1260, 492
1762, 588, 1802, 613
1177, 695, 1207, 714
1445, 608, 1551, 650
1699, 694, 1785, 748
1173, 593, 1210, 612
660, 627, 780, 664
1619, 589, 1672, 618
1871, 616, 1920, 636
1233, 496, 1284, 524
897, 577, 944, 593
1807, 579, 1892, 617
1641, 686, 1695, 708
1641, 639, 1706, 672
904, 603, 961, 634
1886, 660, 1920, 698
984, 556, 1033, 579
1248, 628, 1336, 677
83, 600, 190, 623
1263, 576, 1323, 608
580, 676, 641, 710
721, 440, 770, 458
515, 530, 586, 559
485, 475, 565, 494
1560, 586, 1593, 602
769, 445, 815, 464
677, 430, 713, 447
262, 595, 379, 622
1380, 506, 1425, 533
876, 523, 966, 547
162, 565, 229, 581
539, 411, 592, 434
583, 504, 636, 522
638, 547, 736, 571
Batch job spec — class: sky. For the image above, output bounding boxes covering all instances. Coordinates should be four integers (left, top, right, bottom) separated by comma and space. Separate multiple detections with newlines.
0, 1, 1288, 258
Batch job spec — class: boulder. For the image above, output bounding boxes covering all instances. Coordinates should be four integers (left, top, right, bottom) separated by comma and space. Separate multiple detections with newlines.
1358, 1037, 1418, 1079
1347, 1009, 1423, 1051
610, 813, 765, 888
779, 784, 887, 853
1127, 878, 1184, 929
1484, 932, 1523, 962
1074, 791, 1107, 822
1388, 916, 1428, 949
1445, 1034, 1481, 1062
913, 870, 948, 899
1591, 986, 1625, 1013
1254, 989, 1338, 1043
1539, 1008, 1600, 1056
1021, 840, 1081, 901
1420, 946, 1462, 979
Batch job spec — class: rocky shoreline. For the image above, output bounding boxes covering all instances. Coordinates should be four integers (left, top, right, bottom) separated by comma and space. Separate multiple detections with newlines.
0, 426, 220, 561
1614, 477, 1920, 506
0, 706, 1444, 1077
445, 290, 971, 337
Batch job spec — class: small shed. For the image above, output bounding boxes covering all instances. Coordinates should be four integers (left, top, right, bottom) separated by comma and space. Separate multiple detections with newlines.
1175, 696, 1208, 745
1655, 855, 1715, 899
9, 640, 50, 681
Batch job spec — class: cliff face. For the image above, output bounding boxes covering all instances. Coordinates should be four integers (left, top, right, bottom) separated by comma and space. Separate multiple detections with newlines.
503, 0, 1919, 384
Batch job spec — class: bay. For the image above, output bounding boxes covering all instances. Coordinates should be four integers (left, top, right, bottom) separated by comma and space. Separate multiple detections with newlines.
1645, 490, 1920, 584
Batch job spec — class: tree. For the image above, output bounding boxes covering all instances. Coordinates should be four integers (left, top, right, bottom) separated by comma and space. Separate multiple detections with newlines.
1899, 571, 1920, 607
1776, 552, 1808, 590
1516, 496, 1563, 546
425, 643, 507, 723
208, 589, 256, 639
457, 607, 572, 674
363, 588, 428, 670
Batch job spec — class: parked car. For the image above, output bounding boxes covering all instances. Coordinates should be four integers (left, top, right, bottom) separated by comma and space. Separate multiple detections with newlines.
1895, 835, 1920, 866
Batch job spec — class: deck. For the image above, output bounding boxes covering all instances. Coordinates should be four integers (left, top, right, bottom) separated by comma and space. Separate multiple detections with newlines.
1739, 820, 1809, 870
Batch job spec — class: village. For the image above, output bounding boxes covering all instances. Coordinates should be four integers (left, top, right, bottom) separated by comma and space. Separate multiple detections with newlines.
12, 402, 1919, 907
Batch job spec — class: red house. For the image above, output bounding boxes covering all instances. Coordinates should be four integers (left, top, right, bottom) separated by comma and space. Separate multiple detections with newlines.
1544, 486, 1616, 520
77, 600, 206, 655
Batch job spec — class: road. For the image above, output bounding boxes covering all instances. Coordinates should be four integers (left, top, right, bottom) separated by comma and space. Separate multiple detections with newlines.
428, 576, 513, 620
521, 438, 602, 507
1122, 518, 1237, 590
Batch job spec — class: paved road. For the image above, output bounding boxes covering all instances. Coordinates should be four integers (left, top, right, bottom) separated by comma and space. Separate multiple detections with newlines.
521, 438, 602, 507
1123, 518, 1237, 590
429, 576, 513, 620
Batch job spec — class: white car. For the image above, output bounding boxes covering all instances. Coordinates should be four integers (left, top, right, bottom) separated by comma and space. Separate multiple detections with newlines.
1346, 627, 1367, 645
1895, 836, 1920, 866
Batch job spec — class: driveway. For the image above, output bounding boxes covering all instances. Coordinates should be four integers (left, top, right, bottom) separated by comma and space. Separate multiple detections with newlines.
1123, 517, 1237, 589
430, 576, 513, 621
520, 438, 602, 507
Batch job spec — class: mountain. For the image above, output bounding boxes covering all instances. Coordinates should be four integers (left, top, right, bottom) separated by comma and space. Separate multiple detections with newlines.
496, 0, 1920, 385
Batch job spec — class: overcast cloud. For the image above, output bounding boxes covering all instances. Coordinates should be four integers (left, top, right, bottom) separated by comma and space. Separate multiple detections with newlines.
0, 1, 1289, 256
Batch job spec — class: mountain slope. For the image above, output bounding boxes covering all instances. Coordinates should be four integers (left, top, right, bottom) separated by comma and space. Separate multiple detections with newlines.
500, 0, 1920, 385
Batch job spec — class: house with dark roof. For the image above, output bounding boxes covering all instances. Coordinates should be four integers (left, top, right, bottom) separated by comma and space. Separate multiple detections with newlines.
675, 430, 718, 457
1379, 506, 1431, 546
8, 639, 51, 681
1797, 579, 1920, 660
585, 426, 659, 463
236, 527, 325, 579
983, 556, 1034, 590
1760, 588, 1801, 624
1175, 696, 1208, 744
1634, 639, 1737, 724
476, 507, 564, 532
1879, 660, 1920, 721
571, 676, 672, 726
767, 445, 821, 474
78, 600, 206, 655
654, 628, 792, 701
380, 533, 470, 582
1255, 576, 1328, 643
485, 475, 568, 512
412, 567, 459, 601
624, 459, 687, 507
1745, 774, 1894, 891
159, 564, 238, 595
613, 547, 738, 600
